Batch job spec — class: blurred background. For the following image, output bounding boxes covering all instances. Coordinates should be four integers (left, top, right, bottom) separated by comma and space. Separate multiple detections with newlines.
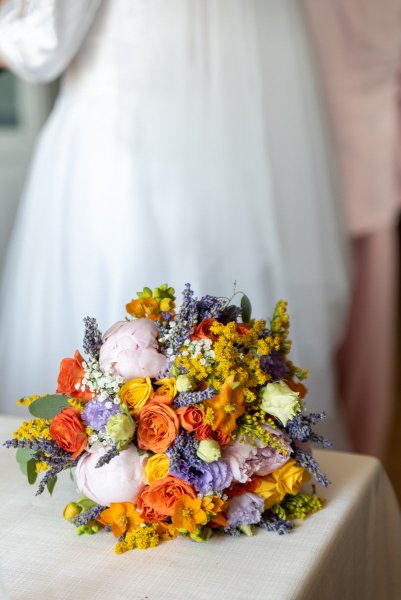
0, 1, 400, 501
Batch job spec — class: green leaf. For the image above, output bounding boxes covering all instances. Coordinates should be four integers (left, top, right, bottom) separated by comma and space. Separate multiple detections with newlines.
28, 394, 70, 419
241, 294, 252, 322
47, 476, 57, 495
16, 447, 33, 464
27, 459, 37, 485
76, 497, 96, 511
18, 460, 28, 476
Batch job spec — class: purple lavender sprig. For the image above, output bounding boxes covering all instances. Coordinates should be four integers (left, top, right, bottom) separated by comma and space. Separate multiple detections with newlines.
286, 412, 333, 449
173, 387, 214, 408
258, 511, 294, 535
83, 316, 103, 359
196, 295, 227, 321
95, 445, 119, 468
166, 284, 199, 355
293, 447, 330, 488
4, 437, 79, 495
72, 504, 106, 528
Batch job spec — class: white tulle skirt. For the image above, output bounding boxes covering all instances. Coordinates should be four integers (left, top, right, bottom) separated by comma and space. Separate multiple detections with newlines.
0, 0, 349, 447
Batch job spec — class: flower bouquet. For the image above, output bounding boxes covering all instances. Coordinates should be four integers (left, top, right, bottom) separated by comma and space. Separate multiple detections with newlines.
5, 284, 331, 552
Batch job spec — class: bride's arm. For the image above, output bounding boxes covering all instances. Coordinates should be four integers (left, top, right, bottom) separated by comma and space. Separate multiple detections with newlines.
0, 0, 102, 82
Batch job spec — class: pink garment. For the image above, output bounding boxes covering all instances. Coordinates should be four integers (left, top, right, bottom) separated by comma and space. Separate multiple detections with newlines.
304, 0, 401, 235
336, 227, 398, 459
304, 1, 401, 458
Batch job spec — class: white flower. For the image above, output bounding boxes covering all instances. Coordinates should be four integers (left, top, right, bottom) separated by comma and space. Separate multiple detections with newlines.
259, 381, 302, 426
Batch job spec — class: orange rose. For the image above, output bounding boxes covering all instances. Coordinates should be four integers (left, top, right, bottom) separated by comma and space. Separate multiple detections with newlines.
137, 402, 179, 453
56, 350, 93, 401
285, 379, 308, 399
190, 318, 219, 341
176, 405, 204, 433
139, 476, 196, 518
195, 423, 231, 447
49, 407, 87, 459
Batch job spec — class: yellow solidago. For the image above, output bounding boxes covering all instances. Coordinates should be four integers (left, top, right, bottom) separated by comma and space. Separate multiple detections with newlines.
35, 461, 50, 473
237, 410, 289, 452
68, 398, 85, 411
17, 394, 44, 407
175, 354, 212, 384
14, 418, 51, 442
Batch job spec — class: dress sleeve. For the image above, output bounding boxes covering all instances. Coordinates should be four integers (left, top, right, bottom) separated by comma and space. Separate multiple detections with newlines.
0, 0, 102, 82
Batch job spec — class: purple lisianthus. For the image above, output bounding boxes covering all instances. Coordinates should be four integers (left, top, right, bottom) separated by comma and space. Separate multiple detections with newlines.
82, 397, 121, 431
195, 460, 233, 495
227, 492, 265, 527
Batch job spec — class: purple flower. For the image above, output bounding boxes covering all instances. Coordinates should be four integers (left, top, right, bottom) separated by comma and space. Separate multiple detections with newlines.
227, 493, 265, 527
195, 460, 233, 495
82, 398, 121, 431
259, 350, 288, 382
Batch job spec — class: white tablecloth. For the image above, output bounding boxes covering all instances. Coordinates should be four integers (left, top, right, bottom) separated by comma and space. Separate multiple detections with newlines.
0, 415, 400, 600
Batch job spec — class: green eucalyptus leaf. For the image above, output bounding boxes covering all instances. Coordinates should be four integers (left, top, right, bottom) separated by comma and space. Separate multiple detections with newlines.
47, 476, 57, 495
16, 447, 33, 464
18, 460, 28, 476
27, 459, 37, 485
241, 294, 252, 322
28, 394, 70, 419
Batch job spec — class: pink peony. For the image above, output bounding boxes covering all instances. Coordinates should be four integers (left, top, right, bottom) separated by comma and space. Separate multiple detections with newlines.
99, 319, 167, 380
75, 445, 148, 506
222, 424, 292, 482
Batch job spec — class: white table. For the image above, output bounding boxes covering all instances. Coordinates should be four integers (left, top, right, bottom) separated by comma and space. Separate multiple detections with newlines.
0, 415, 400, 600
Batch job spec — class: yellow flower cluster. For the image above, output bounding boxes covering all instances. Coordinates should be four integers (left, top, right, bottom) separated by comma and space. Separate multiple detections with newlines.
114, 523, 177, 553
270, 300, 291, 354
68, 398, 85, 411
175, 354, 212, 384
237, 409, 288, 451
35, 461, 50, 473
17, 394, 41, 407
209, 321, 270, 392
14, 418, 51, 442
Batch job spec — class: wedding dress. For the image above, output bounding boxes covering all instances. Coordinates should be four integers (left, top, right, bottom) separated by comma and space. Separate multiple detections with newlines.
0, 0, 349, 447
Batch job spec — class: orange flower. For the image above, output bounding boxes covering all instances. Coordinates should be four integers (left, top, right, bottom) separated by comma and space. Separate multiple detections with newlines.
172, 495, 207, 533
49, 407, 87, 459
176, 405, 204, 433
191, 318, 219, 342
285, 379, 308, 399
56, 351, 93, 401
98, 502, 143, 538
252, 459, 308, 509
126, 297, 160, 320
139, 476, 196, 518
201, 496, 228, 527
137, 401, 179, 453
204, 376, 245, 435
195, 423, 232, 447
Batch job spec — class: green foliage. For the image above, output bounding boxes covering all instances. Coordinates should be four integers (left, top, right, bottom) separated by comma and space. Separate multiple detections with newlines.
28, 394, 70, 419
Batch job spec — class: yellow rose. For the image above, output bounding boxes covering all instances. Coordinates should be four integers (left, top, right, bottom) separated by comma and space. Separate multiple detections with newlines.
253, 459, 308, 509
119, 377, 153, 415
154, 378, 177, 399
144, 453, 169, 483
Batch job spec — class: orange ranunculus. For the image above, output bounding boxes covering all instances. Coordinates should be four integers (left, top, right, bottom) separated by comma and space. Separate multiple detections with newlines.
139, 476, 196, 519
172, 495, 207, 533
98, 502, 143, 538
49, 407, 87, 459
204, 375, 245, 435
285, 379, 308, 399
56, 350, 93, 401
190, 318, 219, 341
136, 401, 179, 453
195, 423, 231, 447
176, 405, 204, 433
